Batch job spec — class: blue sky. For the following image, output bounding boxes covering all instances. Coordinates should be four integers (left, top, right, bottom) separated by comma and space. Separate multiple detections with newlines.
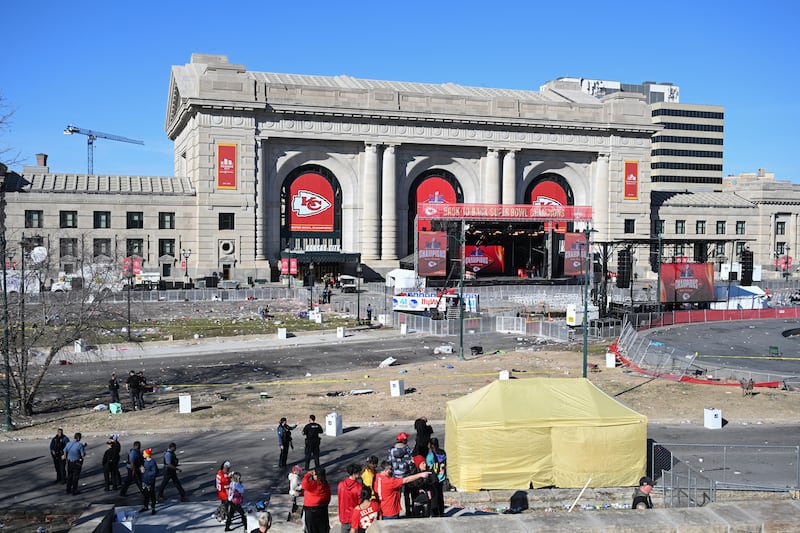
3, 1, 798, 181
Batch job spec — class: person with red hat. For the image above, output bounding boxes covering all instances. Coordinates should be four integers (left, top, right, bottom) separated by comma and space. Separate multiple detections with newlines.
387, 432, 414, 516
139, 448, 159, 515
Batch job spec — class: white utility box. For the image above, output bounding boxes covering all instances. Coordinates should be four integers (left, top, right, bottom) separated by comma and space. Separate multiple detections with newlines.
325, 412, 342, 437
179, 395, 192, 414
704, 407, 722, 429
390, 379, 405, 397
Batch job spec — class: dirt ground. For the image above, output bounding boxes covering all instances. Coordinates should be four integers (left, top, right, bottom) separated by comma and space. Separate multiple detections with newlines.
10, 341, 799, 441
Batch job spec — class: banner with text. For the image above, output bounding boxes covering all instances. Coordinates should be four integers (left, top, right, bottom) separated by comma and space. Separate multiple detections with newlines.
417, 203, 592, 222
217, 144, 237, 190
465, 245, 505, 274
659, 263, 714, 304
563, 232, 589, 277
418, 231, 448, 277
624, 160, 639, 200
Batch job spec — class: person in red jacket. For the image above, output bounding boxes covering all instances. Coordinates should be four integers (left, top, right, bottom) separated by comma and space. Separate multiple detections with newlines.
350, 486, 380, 533
374, 460, 431, 519
301, 467, 331, 533
337, 463, 363, 533
214, 461, 232, 522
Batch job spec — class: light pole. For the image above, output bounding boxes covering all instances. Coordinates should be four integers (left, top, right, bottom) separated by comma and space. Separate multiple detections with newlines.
656, 234, 663, 314
458, 221, 466, 361
125, 260, 133, 342
356, 263, 363, 324
785, 246, 791, 279
181, 248, 192, 284
1, 230, 13, 431
309, 262, 315, 310
581, 228, 592, 378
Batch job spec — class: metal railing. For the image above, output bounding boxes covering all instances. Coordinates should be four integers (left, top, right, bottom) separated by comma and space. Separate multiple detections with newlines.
652, 441, 800, 507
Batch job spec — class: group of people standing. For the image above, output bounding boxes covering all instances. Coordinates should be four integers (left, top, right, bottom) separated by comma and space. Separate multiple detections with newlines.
108, 370, 150, 411
275, 415, 447, 533
50, 430, 188, 516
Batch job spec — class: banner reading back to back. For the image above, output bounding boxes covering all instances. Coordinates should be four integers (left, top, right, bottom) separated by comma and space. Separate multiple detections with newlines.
659, 263, 714, 303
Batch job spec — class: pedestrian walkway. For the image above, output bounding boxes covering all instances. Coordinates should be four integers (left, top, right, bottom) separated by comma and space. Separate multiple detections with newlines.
74, 325, 406, 362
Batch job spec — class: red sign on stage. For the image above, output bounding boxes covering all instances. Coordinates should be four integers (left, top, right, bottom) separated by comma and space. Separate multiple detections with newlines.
217, 144, 237, 190
465, 245, 505, 274
659, 263, 714, 304
418, 231, 447, 277
624, 161, 639, 200
563, 232, 589, 277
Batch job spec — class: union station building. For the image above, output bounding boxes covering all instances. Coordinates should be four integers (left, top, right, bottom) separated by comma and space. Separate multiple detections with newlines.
2, 54, 799, 287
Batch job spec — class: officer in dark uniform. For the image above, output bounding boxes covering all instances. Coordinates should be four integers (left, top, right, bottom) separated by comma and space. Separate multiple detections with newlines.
108, 373, 120, 404
302, 414, 324, 470
49, 428, 69, 483
158, 442, 188, 501
126, 370, 139, 411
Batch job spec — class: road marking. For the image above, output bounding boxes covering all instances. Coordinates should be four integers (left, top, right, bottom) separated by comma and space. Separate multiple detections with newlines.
696, 354, 800, 361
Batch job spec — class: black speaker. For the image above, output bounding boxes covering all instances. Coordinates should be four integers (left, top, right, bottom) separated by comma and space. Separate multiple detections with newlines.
741, 250, 754, 285
617, 249, 631, 289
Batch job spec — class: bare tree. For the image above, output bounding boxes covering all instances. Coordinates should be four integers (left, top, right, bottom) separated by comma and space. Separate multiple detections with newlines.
0, 93, 21, 168
4, 234, 129, 416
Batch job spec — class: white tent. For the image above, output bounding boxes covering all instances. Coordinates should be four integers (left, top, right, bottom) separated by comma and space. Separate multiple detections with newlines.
385, 269, 421, 294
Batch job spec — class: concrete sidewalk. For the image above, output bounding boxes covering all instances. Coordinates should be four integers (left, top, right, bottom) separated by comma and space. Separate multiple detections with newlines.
68, 325, 407, 362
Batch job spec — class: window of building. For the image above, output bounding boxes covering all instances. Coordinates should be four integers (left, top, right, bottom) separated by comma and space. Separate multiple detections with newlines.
735, 221, 746, 235
715, 243, 725, 256
776, 242, 787, 256
735, 242, 745, 255
59, 238, 78, 258
126, 239, 144, 257
93, 238, 112, 258
675, 244, 686, 257
776, 221, 786, 235
126, 212, 144, 229
25, 210, 43, 229
696, 220, 706, 235
656, 220, 665, 235
624, 219, 635, 234
675, 220, 685, 234
60, 211, 78, 229
94, 211, 111, 229
219, 213, 235, 230
716, 221, 726, 235
158, 239, 175, 257
162, 263, 172, 278
159, 212, 176, 230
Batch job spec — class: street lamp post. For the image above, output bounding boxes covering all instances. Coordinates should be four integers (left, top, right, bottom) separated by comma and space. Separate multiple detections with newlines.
656, 234, 663, 314
309, 262, 315, 310
458, 221, 466, 361
1, 230, 13, 431
785, 246, 791, 279
356, 263, 363, 325
181, 248, 192, 283
581, 228, 592, 378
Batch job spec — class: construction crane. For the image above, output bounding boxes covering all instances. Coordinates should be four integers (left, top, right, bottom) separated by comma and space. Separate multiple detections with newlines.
63, 125, 144, 175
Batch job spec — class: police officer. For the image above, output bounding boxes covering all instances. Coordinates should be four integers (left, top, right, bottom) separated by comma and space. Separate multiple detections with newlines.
108, 373, 120, 404
49, 428, 69, 483
63, 432, 86, 495
126, 371, 139, 411
120, 441, 142, 496
159, 442, 188, 501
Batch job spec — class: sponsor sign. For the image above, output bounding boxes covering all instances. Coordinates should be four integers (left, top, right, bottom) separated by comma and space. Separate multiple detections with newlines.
281, 258, 289, 275
417, 203, 592, 222
217, 144, 237, 190
659, 263, 714, 303
123, 257, 142, 276
289, 257, 298, 275
418, 231, 448, 277
392, 292, 479, 313
290, 172, 335, 232
465, 245, 505, 274
563, 232, 588, 277
624, 160, 638, 200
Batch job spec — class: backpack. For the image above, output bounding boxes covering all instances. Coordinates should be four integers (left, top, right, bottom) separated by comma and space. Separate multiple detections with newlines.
231, 488, 243, 505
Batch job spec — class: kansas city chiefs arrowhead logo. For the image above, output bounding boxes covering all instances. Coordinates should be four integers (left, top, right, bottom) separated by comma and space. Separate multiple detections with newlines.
291, 190, 332, 217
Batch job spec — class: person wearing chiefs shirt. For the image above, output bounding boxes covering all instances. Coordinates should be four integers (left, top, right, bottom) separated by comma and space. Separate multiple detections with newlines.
375, 460, 431, 519
301, 467, 331, 533
337, 464, 363, 533
350, 486, 380, 533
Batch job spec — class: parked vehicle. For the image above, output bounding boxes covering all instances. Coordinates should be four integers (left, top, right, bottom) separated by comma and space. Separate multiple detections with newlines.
339, 275, 358, 293
3, 269, 41, 294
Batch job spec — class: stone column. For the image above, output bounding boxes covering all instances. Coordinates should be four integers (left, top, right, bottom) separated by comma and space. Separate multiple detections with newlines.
255, 139, 266, 261
484, 148, 501, 204
381, 145, 398, 261
502, 150, 517, 204
361, 143, 380, 261
593, 153, 610, 240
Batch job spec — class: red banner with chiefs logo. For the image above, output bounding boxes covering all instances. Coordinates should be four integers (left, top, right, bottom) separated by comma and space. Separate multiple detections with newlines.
290, 172, 335, 232
530, 180, 568, 233
217, 144, 237, 190
418, 231, 447, 277
563, 232, 589, 277
416, 176, 456, 231
465, 245, 505, 274
659, 263, 714, 303
624, 160, 638, 200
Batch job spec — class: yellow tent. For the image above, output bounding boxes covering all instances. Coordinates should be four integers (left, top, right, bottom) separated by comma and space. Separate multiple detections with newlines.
445, 378, 647, 491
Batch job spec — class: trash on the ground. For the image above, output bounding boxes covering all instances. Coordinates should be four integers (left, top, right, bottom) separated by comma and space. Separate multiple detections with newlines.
433, 345, 453, 355
326, 391, 346, 397
378, 357, 397, 368
305, 372, 312, 377
350, 389, 374, 395
446, 364, 454, 369
92, 404, 108, 411
399, 369, 407, 374
260, 392, 270, 399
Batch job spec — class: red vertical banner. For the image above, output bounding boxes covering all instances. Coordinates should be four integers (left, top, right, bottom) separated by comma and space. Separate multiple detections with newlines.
217, 144, 237, 190
289, 258, 298, 275
418, 231, 447, 277
624, 161, 638, 200
280, 258, 289, 275
659, 263, 714, 303
290, 172, 335, 232
563, 232, 588, 277
415, 176, 457, 232
530, 180, 568, 233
